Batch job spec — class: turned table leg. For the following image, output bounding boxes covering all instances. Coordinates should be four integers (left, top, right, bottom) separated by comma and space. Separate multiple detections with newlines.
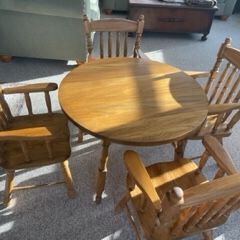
174, 139, 187, 161
95, 139, 110, 204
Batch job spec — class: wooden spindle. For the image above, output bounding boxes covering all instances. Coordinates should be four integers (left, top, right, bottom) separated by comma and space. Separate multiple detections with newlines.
124, 32, 128, 57
213, 196, 240, 220
216, 66, 238, 104
183, 202, 215, 232
226, 110, 240, 131
203, 196, 240, 225
214, 168, 225, 179
44, 91, 52, 113
171, 207, 198, 236
0, 89, 12, 120
209, 63, 231, 103
224, 74, 240, 103
198, 150, 209, 172
46, 140, 53, 159
0, 111, 8, 130
108, 32, 112, 58
205, 38, 230, 95
24, 93, 33, 115
116, 32, 120, 57
100, 32, 104, 58
20, 141, 31, 162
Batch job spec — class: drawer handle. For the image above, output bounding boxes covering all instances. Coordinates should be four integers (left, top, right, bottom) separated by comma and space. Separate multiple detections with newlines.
158, 17, 184, 23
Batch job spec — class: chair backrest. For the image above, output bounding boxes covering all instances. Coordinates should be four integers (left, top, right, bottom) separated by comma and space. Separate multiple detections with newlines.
0, 83, 62, 166
83, 15, 144, 59
204, 38, 240, 132
124, 136, 240, 239
0, 83, 57, 130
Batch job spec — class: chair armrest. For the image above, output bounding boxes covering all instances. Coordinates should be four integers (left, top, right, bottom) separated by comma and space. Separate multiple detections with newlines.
203, 135, 238, 175
124, 150, 162, 211
0, 127, 66, 141
208, 103, 240, 115
182, 173, 240, 209
2, 83, 58, 94
184, 71, 209, 79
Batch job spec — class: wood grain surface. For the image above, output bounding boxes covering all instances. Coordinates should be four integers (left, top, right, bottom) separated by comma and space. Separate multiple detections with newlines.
59, 58, 208, 145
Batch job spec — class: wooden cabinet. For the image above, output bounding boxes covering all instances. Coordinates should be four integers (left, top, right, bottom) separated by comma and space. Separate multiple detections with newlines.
128, 0, 217, 40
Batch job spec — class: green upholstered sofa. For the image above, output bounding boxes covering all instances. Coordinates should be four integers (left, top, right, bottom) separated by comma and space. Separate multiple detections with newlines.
215, 0, 238, 19
102, 0, 237, 19
0, 0, 100, 61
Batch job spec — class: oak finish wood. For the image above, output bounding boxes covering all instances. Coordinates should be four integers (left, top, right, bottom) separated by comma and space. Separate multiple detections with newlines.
59, 57, 208, 202
191, 38, 240, 140
59, 58, 208, 146
117, 135, 240, 239
83, 15, 145, 60
0, 83, 76, 207
77, 15, 146, 143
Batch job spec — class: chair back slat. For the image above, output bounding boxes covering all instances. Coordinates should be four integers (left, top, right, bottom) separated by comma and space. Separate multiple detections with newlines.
170, 207, 198, 236
83, 15, 144, 59
108, 32, 112, 58
211, 196, 240, 221
199, 196, 240, 227
0, 88, 12, 126
182, 202, 215, 232
100, 32, 104, 58
44, 92, 52, 113
116, 32, 120, 57
224, 74, 240, 103
24, 93, 33, 115
215, 67, 238, 104
208, 62, 231, 103
205, 39, 228, 94
124, 32, 128, 57
226, 110, 240, 130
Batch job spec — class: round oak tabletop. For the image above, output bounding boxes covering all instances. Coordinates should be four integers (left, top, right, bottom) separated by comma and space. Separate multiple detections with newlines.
59, 58, 208, 146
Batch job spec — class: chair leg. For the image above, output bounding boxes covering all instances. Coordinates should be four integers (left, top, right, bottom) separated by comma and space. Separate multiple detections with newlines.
115, 191, 131, 214
202, 230, 213, 240
78, 129, 83, 143
4, 170, 15, 207
60, 160, 77, 199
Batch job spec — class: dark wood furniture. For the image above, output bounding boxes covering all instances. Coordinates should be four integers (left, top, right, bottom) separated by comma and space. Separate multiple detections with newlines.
128, 0, 218, 40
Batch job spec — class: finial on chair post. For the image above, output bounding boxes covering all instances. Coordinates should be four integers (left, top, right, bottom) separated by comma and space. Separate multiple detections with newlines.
168, 187, 184, 205
225, 37, 231, 45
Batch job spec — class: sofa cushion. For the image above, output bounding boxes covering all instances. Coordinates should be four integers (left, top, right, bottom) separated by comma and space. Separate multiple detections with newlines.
0, 0, 85, 18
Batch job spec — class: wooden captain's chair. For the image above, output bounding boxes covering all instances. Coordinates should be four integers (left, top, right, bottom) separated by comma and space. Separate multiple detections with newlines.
0, 83, 76, 207
116, 135, 240, 240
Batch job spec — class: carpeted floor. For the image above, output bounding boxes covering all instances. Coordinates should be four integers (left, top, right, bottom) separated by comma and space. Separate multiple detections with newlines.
0, 13, 240, 240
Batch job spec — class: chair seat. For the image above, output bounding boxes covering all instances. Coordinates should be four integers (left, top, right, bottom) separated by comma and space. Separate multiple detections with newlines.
1, 113, 71, 170
129, 159, 207, 239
